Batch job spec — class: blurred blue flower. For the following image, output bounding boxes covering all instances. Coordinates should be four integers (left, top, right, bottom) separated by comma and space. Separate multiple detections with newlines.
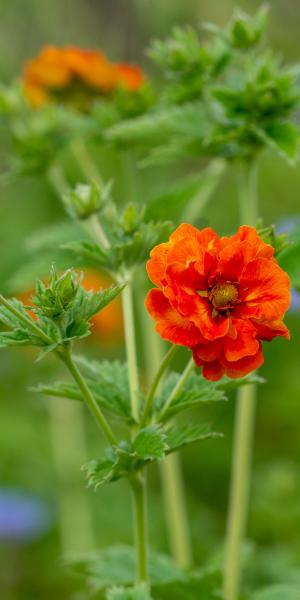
277, 215, 300, 235
0, 488, 52, 543
288, 289, 300, 315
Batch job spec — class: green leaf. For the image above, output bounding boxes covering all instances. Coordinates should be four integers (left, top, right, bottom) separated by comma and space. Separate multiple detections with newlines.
132, 426, 168, 461
0, 330, 36, 348
152, 570, 223, 600
218, 372, 266, 392
65, 545, 185, 591
106, 584, 153, 600
33, 358, 132, 420
61, 240, 109, 269
166, 423, 222, 453
252, 585, 300, 600
254, 122, 299, 164
278, 241, 300, 289
156, 371, 226, 421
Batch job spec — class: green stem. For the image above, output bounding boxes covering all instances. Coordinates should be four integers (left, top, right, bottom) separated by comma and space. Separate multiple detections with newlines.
224, 160, 258, 600
71, 138, 103, 187
87, 213, 110, 250
48, 398, 95, 552
131, 475, 148, 582
160, 453, 192, 569
159, 357, 194, 422
122, 280, 140, 423
142, 344, 179, 425
48, 163, 68, 197
61, 349, 117, 446
182, 159, 226, 223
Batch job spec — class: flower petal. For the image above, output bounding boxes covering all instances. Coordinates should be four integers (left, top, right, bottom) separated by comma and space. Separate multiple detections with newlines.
145, 289, 203, 347
239, 258, 291, 321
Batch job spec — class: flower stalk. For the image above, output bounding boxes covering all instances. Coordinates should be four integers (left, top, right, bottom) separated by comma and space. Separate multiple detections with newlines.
130, 474, 148, 582
224, 160, 258, 600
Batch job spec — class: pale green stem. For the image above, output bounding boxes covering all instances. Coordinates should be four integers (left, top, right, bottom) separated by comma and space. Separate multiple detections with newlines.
48, 398, 94, 552
121, 279, 140, 423
160, 452, 192, 569
61, 349, 117, 446
159, 357, 195, 422
70, 138, 103, 187
182, 159, 226, 223
48, 163, 68, 197
224, 160, 258, 600
86, 213, 110, 250
141, 344, 179, 425
130, 474, 148, 582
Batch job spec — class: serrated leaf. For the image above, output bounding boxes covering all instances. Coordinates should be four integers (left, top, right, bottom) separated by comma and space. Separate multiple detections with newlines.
156, 371, 226, 421
132, 426, 168, 461
217, 372, 266, 392
65, 545, 185, 591
0, 330, 36, 347
252, 585, 300, 600
33, 358, 132, 420
166, 423, 222, 453
62, 240, 109, 269
152, 570, 223, 600
106, 584, 153, 600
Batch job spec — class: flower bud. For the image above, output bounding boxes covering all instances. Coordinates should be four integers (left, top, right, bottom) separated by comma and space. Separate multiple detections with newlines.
33, 267, 78, 319
63, 180, 112, 220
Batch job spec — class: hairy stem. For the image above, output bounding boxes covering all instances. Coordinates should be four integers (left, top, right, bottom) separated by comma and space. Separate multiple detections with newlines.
142, 344, 179, 425
141, 314, 193, 568
71, 138, 103, 187
122, 280, 140, 423
224, 160, 258, 600
131, 474, 148, 582
61, 349, 117, 446
159, 357, 195, 422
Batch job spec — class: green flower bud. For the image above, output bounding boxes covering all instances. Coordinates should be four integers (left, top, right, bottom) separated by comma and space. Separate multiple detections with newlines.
121, 203, 144, 235
33, 267, 79, 319
229, 6, 268, 50
63, 180, 112, 220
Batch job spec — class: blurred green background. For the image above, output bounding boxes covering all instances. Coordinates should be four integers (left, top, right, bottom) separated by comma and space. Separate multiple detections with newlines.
0, 1, 300, 598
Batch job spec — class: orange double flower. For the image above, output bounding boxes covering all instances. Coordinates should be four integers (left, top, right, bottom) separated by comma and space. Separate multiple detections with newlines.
146, 224, 290, 380
23, 46, 144, 108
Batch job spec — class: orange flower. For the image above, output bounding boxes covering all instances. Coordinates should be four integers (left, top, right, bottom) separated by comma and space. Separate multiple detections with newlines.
18, 270, 122, 343
145, 224, 290, 381
23, 45, 144, 108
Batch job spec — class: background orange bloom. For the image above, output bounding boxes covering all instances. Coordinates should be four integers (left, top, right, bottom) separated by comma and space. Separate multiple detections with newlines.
23, 45, 144, 107
146, 224, 290, 380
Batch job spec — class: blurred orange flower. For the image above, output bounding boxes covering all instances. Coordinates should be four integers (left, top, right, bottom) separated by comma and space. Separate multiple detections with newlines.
23, 45, 144, 108
18, 269, 123, 343
146, 224, 290, 381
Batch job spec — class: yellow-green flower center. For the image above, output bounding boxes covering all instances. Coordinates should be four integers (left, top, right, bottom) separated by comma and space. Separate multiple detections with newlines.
209, 283, 239, 310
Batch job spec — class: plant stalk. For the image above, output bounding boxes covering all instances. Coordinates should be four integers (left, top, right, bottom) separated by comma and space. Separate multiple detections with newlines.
61, 349, 117, 446
224, 160, 258, 600
121, 279, 140, 423
131, 475, 148, 582
159, 357, 195, 422
142, 344, 179, 425
140, 305, 194, 568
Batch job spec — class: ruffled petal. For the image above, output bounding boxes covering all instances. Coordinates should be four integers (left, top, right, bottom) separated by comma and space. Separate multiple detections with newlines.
223, 319, 259, 362
145, 289, 204, 347
253, 319, 290, 341
239, 258, 291, 321
221, 345, 264, 378
146, 242, 170, 286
